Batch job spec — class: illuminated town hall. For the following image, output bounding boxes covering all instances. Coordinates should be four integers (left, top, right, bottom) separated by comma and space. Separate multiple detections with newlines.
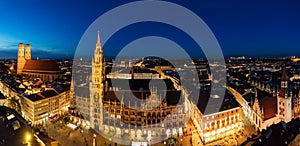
74, 32, 245, 144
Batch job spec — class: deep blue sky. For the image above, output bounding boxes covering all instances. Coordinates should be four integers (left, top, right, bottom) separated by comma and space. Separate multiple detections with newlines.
0, 0, 300, 59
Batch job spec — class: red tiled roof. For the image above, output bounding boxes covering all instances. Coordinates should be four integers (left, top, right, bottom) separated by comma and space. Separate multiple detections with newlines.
281, 67, 287, 81
22, 60, 61, 72
261, 96, 277, 120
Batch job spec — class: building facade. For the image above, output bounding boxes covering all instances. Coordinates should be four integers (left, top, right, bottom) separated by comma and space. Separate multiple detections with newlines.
192, 90, 243, 144
0, 79, 19, 99
195, 107, 242, 143
247, 67, 300, 131
20, 89, 70, 125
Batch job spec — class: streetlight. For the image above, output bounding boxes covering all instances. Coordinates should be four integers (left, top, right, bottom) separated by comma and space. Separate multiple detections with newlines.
24, 133, 31, 145
26, 134, 31, 141
93, 134, 97, 146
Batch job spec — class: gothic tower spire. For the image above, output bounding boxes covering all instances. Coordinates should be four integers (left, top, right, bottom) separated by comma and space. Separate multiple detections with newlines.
96, 31, 102, 51
90, 31, 105, 131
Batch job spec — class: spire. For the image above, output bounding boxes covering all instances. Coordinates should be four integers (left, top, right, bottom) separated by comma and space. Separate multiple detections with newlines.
254, 88, 258, 98
281, 66, 287, 81
96, 31, 102, 51
261, 105, 264, 117
97, 31, 100, 44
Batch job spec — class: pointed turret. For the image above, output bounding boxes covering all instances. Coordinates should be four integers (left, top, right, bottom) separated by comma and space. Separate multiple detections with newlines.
254, 88, 258, 98
261, 106, 264, 118
279, 66, 288, 97
96, 31, 102, 52
281, 67, 287, 81
252, 90, 261, 115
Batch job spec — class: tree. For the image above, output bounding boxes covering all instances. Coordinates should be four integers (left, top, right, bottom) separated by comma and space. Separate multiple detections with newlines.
7, 97, 21, 114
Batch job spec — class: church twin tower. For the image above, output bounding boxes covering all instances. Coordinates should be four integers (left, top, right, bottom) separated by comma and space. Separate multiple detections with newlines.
17, 43, 31, 74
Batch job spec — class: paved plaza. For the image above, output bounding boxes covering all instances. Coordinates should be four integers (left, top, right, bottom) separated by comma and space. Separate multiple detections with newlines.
41, 112, 258, 146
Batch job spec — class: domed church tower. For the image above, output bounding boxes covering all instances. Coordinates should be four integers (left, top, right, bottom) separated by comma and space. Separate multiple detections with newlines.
25, 44, 31, 60
17, 43, 26, 74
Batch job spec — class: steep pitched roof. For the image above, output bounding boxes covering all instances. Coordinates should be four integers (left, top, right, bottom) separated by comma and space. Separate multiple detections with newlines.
281, 67, 287, 81
22, 60, 61, 73
261, 96, 277, 120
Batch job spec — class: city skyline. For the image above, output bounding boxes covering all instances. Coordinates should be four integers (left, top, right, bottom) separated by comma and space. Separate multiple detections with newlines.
2, 1, 300, 146
1, 8, 300, 144
0, 0, 300, 59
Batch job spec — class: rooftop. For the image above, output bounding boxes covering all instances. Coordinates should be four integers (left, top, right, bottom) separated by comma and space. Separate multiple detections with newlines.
261, 96, 277, 120
196, 89, 240, 114
22, 60, 62, 73
25, 88, 64, 102
103, 90, 181, 106
25, 94, 44, 101
0, 92, 5, 99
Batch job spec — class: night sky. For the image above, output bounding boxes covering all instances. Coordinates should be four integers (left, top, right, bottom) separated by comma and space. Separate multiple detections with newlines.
0, 0, 300, 59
